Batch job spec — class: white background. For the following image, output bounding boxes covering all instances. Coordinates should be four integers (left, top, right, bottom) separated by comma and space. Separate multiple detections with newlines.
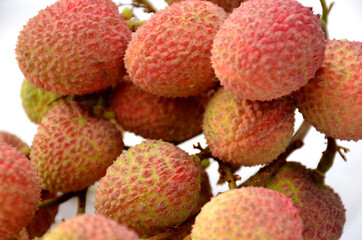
0, 0, 361, 239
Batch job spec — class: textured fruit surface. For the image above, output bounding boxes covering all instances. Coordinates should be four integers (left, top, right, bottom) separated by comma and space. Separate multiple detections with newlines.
30, 101, 124, 193
95, 140, 201, 237
294, 39, 362, 141
212, 0, 325, 101
16, 0, 131, 95
42, 214, 139, 240
21, 79, 63, 124
0, 131, 29, 155
266, 162, 346, 240
125, 0, 228, 97
26, 190, 59, 238
0, 143, 41, 240
9, 228, 30, 240
110, 82, 204, 143
203, 88, 295, 166
191, 187, 303, 240
166, 0, 244, 12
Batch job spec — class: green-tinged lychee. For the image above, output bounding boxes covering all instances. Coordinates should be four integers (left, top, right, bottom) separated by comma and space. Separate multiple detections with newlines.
0, 131, 29, 155
265, 162, 346, 240
109, 82, 204, 143
21, 78, 63, 124
95, 140, 201, 237
30, 101, 124, 193
9, 228, 30, 240
125, 0, 228, 97
16, 0, 131, 95
42, 214, 139, 240
211, 0, 325, 101
0, 143, 41, 240
294, 39, 362, 141
203, 88, 295, 166
26, 190, 59, 238
191, 187, 303, 240
166, 0, 244, 12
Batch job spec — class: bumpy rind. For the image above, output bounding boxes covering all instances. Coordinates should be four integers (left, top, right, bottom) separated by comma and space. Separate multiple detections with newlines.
294, 39, 362, 141
42, 214, 139, 240
266, 162, 346, 240
110, 82, 204, 143
0, 143, 41, 240
21, 79, 63, 124
211, 0, 325, 101
191, 187, 303, 240
16, 0, 131, 95
0, 131, 29, 154
203, 87, 295, 166
166, 0, 244, 12
125, 0, 228, 97
30, 101, 124, 193
95, 140, 201, 237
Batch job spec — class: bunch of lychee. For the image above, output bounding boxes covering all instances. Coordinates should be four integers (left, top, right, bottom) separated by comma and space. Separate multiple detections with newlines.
1, 0, 360, 239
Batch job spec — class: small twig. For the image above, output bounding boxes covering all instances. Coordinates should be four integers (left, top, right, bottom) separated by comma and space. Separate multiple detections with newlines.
39, 191, 79, 210
217, 160, 240, 190
133, 0, 158, 13
77, 188, 88, 215
319, 0, 334, 38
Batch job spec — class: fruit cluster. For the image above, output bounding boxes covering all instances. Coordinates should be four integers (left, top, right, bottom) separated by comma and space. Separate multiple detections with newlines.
1, 0, 361, 239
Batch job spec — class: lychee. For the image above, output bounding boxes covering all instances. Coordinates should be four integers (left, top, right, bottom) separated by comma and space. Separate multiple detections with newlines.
30, 101, 124, 193
211, 0, 325, 101
109, 82, 204, 143
265, 162, 346, 240
0, 131, 29, 155
191, 187, 303, 240
203, 87, 295, 166
125, 0, 228, 97
21, 79, 63, 124
0, 143, 41, 240
16, 0, 131, 95
42, 214, 139, 240
166, 0, 244, 13
95, 140, 201, 237
294, 39, 362, 141
26, 190, 59, 238
9, 228, 30, 240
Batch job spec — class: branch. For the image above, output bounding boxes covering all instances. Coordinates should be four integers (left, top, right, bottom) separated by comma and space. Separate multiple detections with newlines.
133, 0, 158, 13
38, 191, 79, 210
320, 0, 335, 38
77, 188, 88, 215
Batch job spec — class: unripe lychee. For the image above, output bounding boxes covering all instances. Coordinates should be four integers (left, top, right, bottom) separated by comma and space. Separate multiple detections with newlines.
95, 140, 201, 237
125, 0, 228, 97
42, 214, 139, 240
294, 39, 362, 141
16, 0, 131, 95
0, 143, 41, 240
26, 190, 59, 238
191, 187, 303, 240
265, 162, 346, 240
0, 131, 29, 155
203, 88, 295, 166
21, 79, 63, 124
109, 82, 204, 143
30, 101, 124, 193
211, 0, 325, 101
166, 0, 244, 12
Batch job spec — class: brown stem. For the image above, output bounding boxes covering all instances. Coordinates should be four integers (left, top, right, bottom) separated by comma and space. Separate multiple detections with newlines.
77, 188, 88, 215
39, 191, 79, 210
316, 137, 337, 174
133, 0, 158, 13
217, 161, 240, 190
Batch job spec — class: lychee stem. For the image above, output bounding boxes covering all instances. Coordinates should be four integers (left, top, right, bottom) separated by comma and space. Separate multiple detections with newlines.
217, 161, 241, 190
133, 0, 158, 13
77, 188, 88, 215
38, 191, 79, 210
320, 0, 334, 38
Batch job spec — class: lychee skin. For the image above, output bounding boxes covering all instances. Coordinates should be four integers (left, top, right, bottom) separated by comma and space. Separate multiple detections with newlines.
30, 101, 124, 193
110, 82, 204, 143
294, 39, 362, 141
166, 0, 244, 12
203, 88, 295, 166
191, 187, 303, 240
42, 214, 139, 240
16, 0, 131, 95
0, 143, 41, 240
21, 79, 63, 124
95, 140, 201, 237
265, 162, 346, 240
9, 228, 30, 240
0, 131, 29, 155
211, 0, 325, 101
125, 0, 228, 97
